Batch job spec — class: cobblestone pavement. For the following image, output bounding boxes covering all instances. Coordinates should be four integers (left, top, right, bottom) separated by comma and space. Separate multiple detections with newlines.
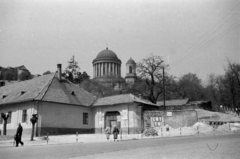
0, 133, 240, 159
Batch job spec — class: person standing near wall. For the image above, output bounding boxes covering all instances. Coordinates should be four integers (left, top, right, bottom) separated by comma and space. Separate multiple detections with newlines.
15, 123, 24, 147
113, 126, 119, 142
105, 126, 111, 140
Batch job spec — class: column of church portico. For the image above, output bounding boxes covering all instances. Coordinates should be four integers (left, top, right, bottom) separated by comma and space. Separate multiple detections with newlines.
116, 64, 118, 76
98, 63, 100, 76
117, 64, 119, 77
96, 64, 98, 77
95, 64, 97, 77
114, 63, 116, 75
107, 62, 109, 75
101, 63, 103, 77
118, 64, 120, 76
96, 63, 99, 77
119, 64, 121, 76
93, 65, 95, 78
117, 64, 119, 76
112, 63, 114, 75
105, 62, 107, 76
111, 62, 113, 75
108, 62, 111, 76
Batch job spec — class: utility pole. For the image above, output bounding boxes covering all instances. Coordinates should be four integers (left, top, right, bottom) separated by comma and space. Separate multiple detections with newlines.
163, 67, 165, 107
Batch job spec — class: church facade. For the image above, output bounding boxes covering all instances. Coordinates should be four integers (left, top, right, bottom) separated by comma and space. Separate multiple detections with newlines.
92, 47, 136, 89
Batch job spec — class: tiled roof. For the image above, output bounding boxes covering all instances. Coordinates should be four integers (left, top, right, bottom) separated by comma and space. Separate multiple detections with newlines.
157, 98, 189, 106
93, 94, 158, 106
0, 74, 55, 105
0, 73, 97, 106
41, 77, 97, 106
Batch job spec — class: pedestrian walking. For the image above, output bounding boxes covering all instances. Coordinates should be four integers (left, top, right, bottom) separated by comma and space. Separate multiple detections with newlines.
113, 126, 119, 142
15, 123, 24, 147
105, 126, 111, 140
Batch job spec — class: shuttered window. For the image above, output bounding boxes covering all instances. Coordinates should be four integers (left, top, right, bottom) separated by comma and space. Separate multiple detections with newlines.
83, 113, 88, 125
22, 110, 27, 123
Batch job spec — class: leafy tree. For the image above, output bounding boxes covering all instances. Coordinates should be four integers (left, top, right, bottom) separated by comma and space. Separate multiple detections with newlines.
43, 70, 52, 75
63, 56, 90, 84
80, 79, 122, 97
174, 73, 204, 101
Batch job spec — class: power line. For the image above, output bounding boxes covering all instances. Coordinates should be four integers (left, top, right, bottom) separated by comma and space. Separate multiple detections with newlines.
170, 22, 240, 69
168, 3, 240, 68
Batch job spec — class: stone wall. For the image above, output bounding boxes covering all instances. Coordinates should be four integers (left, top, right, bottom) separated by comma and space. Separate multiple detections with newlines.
40, 127, 94, 136
143, 110, 198, 129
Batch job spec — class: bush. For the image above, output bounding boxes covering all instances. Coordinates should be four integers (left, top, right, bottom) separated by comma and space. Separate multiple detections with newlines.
143, 127, 158, 137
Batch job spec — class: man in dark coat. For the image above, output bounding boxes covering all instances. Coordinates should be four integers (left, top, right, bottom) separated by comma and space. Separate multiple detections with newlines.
113, 126, 119, 142
15, 123, 24, 147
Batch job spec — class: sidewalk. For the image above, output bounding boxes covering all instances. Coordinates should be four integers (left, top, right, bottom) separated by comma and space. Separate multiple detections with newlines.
1, 129, 239, 148
0, 134, 144, 148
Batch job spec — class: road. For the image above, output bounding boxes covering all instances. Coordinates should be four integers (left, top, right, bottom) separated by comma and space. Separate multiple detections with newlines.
0, 133, 240, 159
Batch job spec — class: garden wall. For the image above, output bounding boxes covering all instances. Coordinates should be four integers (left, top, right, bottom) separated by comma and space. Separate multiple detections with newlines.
143, 110, 198, 129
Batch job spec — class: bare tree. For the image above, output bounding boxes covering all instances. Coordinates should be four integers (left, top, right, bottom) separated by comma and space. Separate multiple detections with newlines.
136, 54, 167, 103
227, 61, 240, 88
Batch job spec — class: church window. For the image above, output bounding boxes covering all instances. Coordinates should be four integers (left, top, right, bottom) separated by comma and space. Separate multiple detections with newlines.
83, 113, 88, 125
22, 110, 27, 123
129, 66, 133, 73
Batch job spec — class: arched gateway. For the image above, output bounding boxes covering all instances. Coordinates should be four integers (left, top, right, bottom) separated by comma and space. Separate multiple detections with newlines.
105, 111, 121, 133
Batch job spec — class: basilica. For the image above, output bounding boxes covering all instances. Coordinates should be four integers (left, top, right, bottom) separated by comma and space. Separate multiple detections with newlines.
92, 47, 137, 89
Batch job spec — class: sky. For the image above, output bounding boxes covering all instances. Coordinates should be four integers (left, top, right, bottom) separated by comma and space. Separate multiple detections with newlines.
0, 0, 239, 83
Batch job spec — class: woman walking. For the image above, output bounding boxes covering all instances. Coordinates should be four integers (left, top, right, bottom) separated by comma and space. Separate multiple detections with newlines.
105, 126, 111, 140
113, 126, 119, 142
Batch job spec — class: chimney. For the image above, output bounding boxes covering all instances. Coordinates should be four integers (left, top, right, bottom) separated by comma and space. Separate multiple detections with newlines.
57, 64, 62, 81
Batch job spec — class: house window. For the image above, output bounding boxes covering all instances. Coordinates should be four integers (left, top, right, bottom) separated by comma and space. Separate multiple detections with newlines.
22, 110, 27, 123
7, 111, 11, 124
83, 113, 88, 125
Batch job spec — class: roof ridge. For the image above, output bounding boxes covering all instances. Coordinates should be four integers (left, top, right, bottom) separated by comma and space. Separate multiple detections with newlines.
101, 93, 131, 99
34, 73, 56, 100
61, 77, 97, 98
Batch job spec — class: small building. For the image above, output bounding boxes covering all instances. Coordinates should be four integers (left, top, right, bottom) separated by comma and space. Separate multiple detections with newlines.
0, 65, 31, 82
0, 64, 96, 136
93, 94, 159, 134
157, 99, 198, 110
0, 64, 158, 137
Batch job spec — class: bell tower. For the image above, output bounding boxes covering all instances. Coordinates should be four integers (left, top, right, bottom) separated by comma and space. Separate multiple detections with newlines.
125, 58, 136, 84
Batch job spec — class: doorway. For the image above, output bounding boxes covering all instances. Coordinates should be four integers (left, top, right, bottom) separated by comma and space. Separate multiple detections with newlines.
105, 111, 121, 133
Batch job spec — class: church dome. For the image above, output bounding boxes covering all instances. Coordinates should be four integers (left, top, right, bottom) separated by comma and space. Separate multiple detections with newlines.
93, 47, 121, 64
96, 48, 118, 59
126, 58, 136, 65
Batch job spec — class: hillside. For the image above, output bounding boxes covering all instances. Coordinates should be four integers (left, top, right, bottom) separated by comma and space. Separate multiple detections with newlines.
196, 109, 240, 122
